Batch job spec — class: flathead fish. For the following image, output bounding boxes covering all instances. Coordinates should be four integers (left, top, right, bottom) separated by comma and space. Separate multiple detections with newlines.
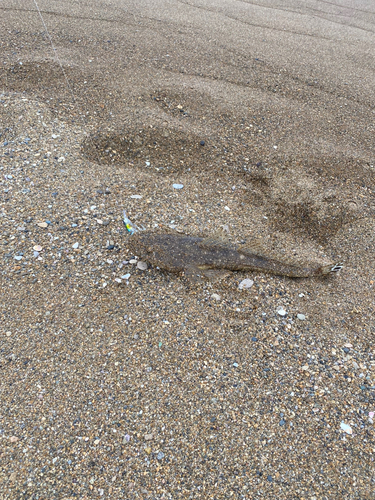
127, 232, 343, 281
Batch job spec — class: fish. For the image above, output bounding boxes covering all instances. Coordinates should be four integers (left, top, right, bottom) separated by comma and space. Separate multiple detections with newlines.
127, 231, 343, 281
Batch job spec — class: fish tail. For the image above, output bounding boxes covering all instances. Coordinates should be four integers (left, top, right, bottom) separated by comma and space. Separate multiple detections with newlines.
319, 262, 343, 275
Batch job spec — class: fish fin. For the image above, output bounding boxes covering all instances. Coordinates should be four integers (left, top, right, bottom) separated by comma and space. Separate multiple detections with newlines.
183, 265, 204, 283
199, 230, 231, 250
237, 238, 268, 258
320, 262, 344, 275
237, 238, 297, 264
200, 269, 232, 282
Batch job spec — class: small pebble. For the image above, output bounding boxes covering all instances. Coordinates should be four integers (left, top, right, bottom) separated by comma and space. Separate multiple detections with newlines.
130, 195, 142, 199
129, 259, 137, 264
157, 452, 165, 460
72, 242, 79, 249
340, 422, 353, 434
211, 293, 221, 301
37, 222, 48, 228
297, 313, 306, 320
33, 245, 43, 252
277, 307, 287, 317
121, 273, 131, 280
238, 279, 254, 290
173, 184, 184, 189
137, 261, 148, 270
144, 434, 153, 441
14, 256, 23, 261
233, 362, 239, 368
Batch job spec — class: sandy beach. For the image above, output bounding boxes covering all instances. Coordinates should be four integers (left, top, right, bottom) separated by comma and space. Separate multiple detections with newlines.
1, 0, 374, 498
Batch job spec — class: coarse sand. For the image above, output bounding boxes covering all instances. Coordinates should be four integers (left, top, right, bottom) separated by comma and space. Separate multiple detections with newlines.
0, 1, 374, 498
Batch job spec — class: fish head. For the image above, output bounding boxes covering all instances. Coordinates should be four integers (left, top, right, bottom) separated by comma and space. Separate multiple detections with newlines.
128, 233, 172, 267
129, 233, 155, 259
127, 232, 185, 272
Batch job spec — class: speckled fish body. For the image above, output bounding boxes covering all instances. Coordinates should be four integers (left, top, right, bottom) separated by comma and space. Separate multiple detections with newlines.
128, 232, 343, 280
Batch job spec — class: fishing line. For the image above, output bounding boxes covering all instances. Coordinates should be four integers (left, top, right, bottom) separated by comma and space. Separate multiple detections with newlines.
32, 0, 75, 101
31, 1, 139, 230
32, 0, 103, 169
